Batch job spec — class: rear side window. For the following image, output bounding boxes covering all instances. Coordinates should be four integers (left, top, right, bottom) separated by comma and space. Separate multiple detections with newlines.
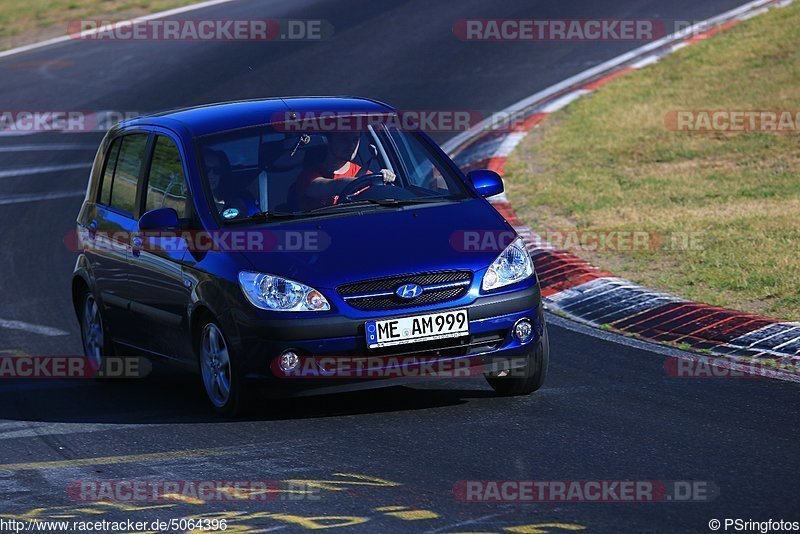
99, 138, 122, 205
98, 134, 148, 213
145, 136, 189, 218
110, 134, 148, 214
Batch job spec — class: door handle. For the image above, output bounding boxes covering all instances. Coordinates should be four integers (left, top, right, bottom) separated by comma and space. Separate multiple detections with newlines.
132, 236, 143, 257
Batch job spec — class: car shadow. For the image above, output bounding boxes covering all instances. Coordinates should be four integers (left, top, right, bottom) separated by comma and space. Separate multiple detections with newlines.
0, 362, 497, 425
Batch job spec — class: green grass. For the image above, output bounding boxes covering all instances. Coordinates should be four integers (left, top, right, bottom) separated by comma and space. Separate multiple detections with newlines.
0, 0, 199, 49
505, 3, 800, 320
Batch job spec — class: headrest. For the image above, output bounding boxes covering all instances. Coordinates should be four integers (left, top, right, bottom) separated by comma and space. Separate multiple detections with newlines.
259, 137, 306, 171
203, 149, 231, 174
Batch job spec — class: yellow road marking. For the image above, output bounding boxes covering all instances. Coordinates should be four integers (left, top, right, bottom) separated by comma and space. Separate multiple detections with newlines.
268, 514, 369, 529
284, 473, 401, 491
0, 449, 225, 471
384, 510, 440, 520
94, 502, 176, 512
163, 493, 206, 504
2, 502, 176, 521
374, 506, 439, 520
505, 524, 586, 534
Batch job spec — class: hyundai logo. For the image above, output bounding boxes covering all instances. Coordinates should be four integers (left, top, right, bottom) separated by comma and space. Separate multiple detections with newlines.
396, 283, 424, 299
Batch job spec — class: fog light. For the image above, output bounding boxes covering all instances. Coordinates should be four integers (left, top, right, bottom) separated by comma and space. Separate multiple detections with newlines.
279, 351, 300, 373
513, 319, 533, 344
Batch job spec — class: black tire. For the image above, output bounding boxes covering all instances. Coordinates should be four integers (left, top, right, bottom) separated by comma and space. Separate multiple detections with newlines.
195, 315, 250, 417
486, 324, 549, 396
77, 287, 115, 377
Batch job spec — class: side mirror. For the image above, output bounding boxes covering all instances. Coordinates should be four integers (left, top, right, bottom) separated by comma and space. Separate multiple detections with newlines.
138, 207, 179, 231
467, 169, 504, 198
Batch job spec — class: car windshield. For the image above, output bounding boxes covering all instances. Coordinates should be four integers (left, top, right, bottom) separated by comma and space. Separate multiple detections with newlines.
197, 123, 469, 221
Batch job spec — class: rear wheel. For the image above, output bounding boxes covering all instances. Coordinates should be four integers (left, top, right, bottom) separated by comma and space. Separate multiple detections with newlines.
486, 324, 549, 396
197, 318, 249, 416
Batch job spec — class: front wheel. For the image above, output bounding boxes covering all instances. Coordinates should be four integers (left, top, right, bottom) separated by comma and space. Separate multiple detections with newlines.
78, 289, 114, 373
197, 318, 249, 416
486, 325, 549, 396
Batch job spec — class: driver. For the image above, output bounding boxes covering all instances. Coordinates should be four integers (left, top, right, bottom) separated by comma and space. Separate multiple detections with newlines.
297, 132, 395, 210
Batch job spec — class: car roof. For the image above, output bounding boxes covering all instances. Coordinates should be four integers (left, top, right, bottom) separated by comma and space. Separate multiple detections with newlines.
122, 97, 397, 137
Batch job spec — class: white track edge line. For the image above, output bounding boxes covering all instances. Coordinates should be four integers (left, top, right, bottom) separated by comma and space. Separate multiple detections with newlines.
443, 0, 785, 154
0, 0, 241, 60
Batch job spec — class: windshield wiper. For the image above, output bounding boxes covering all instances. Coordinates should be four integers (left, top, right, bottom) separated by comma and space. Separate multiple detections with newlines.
248, 210, 303, 221
359, 197, 453, 206
304, 200, 379, 214
305, 197, 453, 214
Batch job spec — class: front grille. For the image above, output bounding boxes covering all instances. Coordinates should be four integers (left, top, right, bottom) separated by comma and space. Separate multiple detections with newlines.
338, 271, 472, 311
349, 287, 466, 311
338, 271, 471, 296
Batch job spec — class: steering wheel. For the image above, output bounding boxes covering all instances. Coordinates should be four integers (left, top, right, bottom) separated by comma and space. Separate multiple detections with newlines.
335, 173, 388, 203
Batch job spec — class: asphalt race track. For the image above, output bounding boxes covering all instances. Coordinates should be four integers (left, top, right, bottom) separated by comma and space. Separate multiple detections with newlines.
1, 0, 798, 532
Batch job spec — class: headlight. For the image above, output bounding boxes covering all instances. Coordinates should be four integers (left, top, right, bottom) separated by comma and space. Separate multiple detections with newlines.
482, 237, 534, 291
239, 272, 330, 312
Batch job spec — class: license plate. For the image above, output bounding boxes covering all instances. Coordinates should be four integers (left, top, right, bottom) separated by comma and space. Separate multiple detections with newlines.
365, 309, 469, 349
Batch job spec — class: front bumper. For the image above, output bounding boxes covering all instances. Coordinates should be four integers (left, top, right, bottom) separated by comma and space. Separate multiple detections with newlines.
231, 283, 543, 390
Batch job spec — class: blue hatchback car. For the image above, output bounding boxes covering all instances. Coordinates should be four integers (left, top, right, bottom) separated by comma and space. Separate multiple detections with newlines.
72, 97, 548, 415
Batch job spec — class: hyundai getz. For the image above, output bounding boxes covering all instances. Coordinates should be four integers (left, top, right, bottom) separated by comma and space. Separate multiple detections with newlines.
72, 97, 548, 415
